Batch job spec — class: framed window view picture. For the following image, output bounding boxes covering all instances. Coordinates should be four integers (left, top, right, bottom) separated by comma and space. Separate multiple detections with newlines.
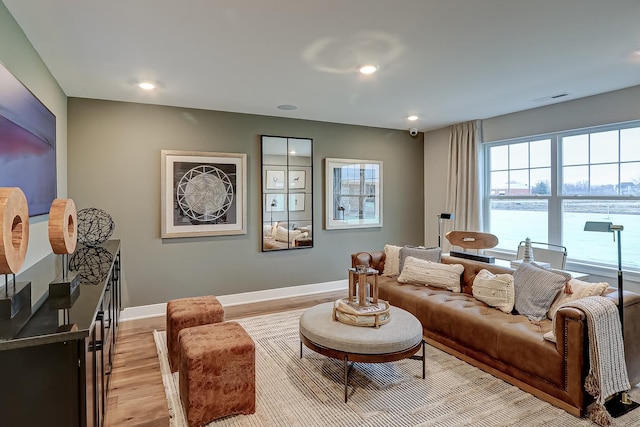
325, 158, 382, 230
161, 150, 247, 238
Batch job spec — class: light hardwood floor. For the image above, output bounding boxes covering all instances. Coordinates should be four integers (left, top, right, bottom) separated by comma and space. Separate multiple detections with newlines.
104, 290, 344, 427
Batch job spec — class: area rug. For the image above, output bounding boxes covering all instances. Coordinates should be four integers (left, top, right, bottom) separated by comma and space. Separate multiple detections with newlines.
154, 309, 640, 426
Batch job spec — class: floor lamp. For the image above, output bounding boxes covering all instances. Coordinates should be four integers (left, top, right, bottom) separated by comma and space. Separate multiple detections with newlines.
584, 221, 639, 417
270, 199, 277, 228
437, 213, 454, 248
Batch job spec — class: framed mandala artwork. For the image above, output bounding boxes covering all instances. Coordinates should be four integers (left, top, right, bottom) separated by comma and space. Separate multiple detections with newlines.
161, 150, 247, 238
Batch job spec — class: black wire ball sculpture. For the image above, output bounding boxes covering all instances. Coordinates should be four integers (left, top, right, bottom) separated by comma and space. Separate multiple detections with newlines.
68, 246, 114, 285
77, 207, 115, 247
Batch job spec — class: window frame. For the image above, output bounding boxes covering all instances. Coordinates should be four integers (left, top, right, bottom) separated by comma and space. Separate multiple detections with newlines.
482, 120, 640, 275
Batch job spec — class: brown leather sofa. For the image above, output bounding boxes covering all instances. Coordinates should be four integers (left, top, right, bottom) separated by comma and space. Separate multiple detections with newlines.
351, 251, 640, 417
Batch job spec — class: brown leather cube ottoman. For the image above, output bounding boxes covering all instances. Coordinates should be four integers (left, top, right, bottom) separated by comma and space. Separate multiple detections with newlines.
178, 321, 256, 427
166, 295, 224, 372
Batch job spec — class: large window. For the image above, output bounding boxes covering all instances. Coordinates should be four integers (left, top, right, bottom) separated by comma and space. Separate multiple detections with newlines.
484, 121, 640, 270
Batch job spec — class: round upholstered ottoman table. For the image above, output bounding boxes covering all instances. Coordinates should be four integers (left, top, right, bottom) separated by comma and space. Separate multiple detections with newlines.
299, 301, 425, 402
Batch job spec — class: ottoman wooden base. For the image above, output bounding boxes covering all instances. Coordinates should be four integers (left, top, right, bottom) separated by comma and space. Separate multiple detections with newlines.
166, 295, 224, 372
179, 322, 255, 427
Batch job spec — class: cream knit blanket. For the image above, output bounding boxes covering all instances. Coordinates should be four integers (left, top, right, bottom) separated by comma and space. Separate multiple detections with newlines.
551, 296, 631, 426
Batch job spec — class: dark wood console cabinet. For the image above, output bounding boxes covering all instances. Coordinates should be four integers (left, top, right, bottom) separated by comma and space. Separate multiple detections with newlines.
0, 240, 121, 427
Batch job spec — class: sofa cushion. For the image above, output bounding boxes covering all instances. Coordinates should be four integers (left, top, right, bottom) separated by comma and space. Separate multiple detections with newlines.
513, 262, 567, 321
547, 278, 609, 319
382, 244, 402, 276
397, 256, 463, 292
399, 246, 441, 272
376, 276, 563, 387
472, 269, 515, 313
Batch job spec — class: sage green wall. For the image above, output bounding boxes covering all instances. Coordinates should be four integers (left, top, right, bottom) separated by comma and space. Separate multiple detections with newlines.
0, 2, 67, 303
67, 98, 424, 307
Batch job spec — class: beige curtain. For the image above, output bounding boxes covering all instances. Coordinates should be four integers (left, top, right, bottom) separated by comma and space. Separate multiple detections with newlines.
443, 120, 482, 253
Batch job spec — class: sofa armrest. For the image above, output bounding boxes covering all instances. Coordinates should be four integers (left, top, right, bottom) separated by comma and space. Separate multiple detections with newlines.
555, 289, 640, 403
603, 290, 640, 386
350, 251, 386, 273
554, 306, 587, 411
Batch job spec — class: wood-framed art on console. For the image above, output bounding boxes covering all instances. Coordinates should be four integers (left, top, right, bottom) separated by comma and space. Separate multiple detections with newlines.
161, 150, 247, 238
325, 158, 383, 230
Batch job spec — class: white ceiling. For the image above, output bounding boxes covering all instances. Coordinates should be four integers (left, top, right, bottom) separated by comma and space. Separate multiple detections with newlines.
4, 0, 640, 132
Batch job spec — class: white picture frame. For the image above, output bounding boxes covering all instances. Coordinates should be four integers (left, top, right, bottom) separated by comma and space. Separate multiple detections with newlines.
288, 170, 306, 190
289, 193, 305, 211
161, 150, 247, 238
325, 158, 382, 230
266, 170, 285, 189
265, 194, 285, 212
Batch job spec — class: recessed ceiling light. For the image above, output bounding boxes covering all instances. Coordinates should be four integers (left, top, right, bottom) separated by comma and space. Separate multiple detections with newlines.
277, 104, 298, 111
138, 82, 156, 90
359, 64, 378, 75
290, 150, 296, 155
407, 115, 419, 121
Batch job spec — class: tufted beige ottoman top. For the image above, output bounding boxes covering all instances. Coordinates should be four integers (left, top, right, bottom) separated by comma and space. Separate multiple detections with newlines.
299, 301, 423, 355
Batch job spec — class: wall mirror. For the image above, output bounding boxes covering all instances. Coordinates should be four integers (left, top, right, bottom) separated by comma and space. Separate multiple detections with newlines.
325, 158, 383, 230
261, 136, 313, 251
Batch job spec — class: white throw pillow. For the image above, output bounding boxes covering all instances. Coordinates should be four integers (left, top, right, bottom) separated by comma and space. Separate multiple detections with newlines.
294, 231, 309, 241
382, 244, 402, 276
397, 256, 463, 292
270, 222, 279, 238
295, 226, 312, 237
547, 278, 609, 319
472, 269, 515, 313
274, 226, 303, 243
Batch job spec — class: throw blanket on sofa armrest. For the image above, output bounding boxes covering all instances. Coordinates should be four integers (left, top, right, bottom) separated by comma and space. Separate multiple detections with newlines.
545, 296, 630, 426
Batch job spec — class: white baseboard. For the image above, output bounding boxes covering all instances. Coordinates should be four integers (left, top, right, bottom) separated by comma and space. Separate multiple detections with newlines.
120, 279, 348, 322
